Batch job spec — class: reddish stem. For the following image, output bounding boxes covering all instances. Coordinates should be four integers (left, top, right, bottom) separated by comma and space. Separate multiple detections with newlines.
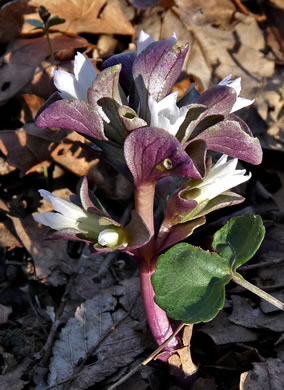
138, 259, 180, 356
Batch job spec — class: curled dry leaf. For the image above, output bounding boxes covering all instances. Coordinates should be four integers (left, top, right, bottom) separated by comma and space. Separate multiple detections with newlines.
0, 124, 97, 176
48, 282, 144, 389
0, 358, 31, 390
240, 358, 284, 390
174, 1, 274, 95
23, 0, 134, 35
229, 296, 284, 333
0, 35, 88, 103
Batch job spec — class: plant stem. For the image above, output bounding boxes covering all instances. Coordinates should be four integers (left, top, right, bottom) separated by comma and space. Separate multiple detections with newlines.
45, 28, 55, 65
232, 272, 284, 310
138, 259, 180, 356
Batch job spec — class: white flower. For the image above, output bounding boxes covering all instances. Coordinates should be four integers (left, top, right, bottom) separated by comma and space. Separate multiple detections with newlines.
219, 75, 254, 113
33, 190, 100, 237
98, 229, 120, 247
148, 92, 187, 136
192, 155, 251, 204
54, 52, 97, 101
136, 30, 177, 56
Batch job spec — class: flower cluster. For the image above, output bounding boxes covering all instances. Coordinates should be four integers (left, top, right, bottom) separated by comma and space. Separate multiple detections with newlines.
34, 31, 261, 252
33, 31, 263, 356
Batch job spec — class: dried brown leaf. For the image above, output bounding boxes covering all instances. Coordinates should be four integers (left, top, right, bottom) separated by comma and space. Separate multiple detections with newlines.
48, 282, 144, 389
199, 311, 258, 345
0, 0, 31, 44
0, 124, 97, 176
0, 358, 31, 390
10, 213, 76, 285
0, 304, 12, 325
23, 0, 134, 35
0, 35, 88, 102
229, 296, 284, 332
240, 358, 284, 390
0, 221, 22, 249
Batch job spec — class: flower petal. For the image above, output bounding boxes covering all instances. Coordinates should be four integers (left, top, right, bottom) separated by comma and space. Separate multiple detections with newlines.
34, 212, 78, 231
39, 190, 86, 219
149, 92, 187, 136
137, 30, 155, 55
53, 70, 77, 99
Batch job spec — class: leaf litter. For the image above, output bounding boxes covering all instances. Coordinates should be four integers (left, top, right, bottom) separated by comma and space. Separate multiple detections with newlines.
0, 1, 284, 389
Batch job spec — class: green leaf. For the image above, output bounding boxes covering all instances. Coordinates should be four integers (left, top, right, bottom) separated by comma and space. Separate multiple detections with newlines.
152, 213, 266, 324
212, 213, 265, 270
26, 19, 44, 28
46, 16, 66, 29
152, 243, 231, 324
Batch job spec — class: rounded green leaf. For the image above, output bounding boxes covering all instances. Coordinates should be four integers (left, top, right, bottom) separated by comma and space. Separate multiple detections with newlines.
152, 243, 231, 324
212, 213, 265, 270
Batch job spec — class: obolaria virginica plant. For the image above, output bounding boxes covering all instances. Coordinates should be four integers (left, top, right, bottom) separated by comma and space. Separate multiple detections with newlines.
34, 31, 284, 376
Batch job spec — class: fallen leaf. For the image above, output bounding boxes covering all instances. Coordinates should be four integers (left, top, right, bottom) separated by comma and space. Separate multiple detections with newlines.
199, 310, 258, 345
240, 358, 284, 390
0, 358, 31, 390
9, 211, 77, 286
0, 304, 12, 324
229, 295, 284, 332
23, 0, 134, 35
0, 35, 88, 102
0, 124, 97, 176
0, 221, 22, 249
48, 283, 144, 389
174, 2, 275, 95
0, 0, 30, 44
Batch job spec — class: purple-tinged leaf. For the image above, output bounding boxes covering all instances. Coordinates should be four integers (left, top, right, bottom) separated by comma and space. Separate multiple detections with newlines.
133, 40, 188, 120
124, 127, 201, 187
227, 113, 253, 136
35, 91, 61, 119
176, 104, 207, 143
88, 65, 128, 143
124, 210, 151, 250
118, 106, 147, 131
160, 190, 197, 229
35, 99, 106, 140
192, 191, 244, 219
79, 176, 107, 216
156, 217, 206, 253
185, 139, 207, 178
195, 120, 263, 165
102, 51, 136, 93
194, 85, 237, 117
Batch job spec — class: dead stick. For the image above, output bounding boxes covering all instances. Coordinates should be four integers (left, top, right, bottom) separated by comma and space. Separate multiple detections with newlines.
107, 322, 186, 390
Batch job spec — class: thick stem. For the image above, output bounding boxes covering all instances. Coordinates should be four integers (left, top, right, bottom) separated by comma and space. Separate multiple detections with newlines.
232, 272, 284, 311
138, 259, 180, 355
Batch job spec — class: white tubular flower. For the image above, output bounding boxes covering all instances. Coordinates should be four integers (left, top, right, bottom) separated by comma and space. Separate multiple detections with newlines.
33, 190, 100, 238
54, 52, 97, 101
137, 30, 177, 56
148, 92, 188, 136
98, 229, 120, 247
219, 75, 254, 113
193, 155, 251, 204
